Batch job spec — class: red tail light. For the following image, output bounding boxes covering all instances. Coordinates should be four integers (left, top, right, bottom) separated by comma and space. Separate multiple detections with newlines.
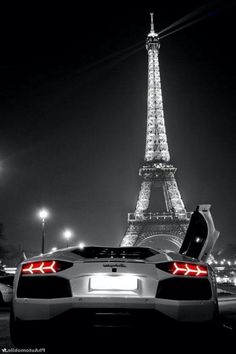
21, 260, 72, 275
156, 262, 208, 277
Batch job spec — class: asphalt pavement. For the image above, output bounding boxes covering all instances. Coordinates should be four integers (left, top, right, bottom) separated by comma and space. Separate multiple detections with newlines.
0, 308, 12, 349
0, 300, 236, 352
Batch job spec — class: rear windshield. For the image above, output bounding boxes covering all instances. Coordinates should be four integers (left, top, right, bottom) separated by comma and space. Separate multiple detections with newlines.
72, 246, 158, 260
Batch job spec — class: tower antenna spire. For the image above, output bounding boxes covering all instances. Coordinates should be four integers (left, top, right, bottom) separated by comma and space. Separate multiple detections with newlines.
150, 12, 155, 33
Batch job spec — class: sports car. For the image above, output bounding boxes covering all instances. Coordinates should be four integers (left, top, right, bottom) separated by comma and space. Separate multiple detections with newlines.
0, 276, 13, 305
10, 204, 220, 347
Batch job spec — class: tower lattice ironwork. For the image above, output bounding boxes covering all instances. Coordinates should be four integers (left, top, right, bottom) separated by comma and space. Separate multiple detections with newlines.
120, 14, 191, 251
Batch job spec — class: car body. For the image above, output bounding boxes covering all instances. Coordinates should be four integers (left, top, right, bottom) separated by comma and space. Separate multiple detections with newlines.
0, 275, 14, 305
11, 205, 219, 347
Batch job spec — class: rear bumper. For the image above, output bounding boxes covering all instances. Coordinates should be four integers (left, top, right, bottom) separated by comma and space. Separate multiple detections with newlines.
13, 296, 217, 323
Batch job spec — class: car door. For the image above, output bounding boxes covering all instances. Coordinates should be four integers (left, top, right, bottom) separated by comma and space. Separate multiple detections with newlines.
179, 204, 219, 261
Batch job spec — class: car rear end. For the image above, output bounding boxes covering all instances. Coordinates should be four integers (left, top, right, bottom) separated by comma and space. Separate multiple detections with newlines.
11, 247, 218, 339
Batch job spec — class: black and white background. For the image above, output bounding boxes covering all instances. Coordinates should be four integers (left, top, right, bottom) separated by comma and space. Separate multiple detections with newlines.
0, 0, 236, 350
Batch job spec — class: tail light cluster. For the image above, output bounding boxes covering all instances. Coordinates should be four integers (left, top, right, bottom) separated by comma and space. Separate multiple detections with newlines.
156, 261, 208, 277
21, 260, 72, 275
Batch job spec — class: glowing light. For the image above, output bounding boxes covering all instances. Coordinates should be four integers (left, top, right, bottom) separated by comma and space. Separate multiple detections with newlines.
51, 247, 57, 252
90, 276, 138, 291
78, 242, 85, 249
21, 260, 72, 274
64, 229, 73, 240
4, 267, 17, 274
172, 262, 208, 277
22, 261, 57, 274
38, 209, 49, 220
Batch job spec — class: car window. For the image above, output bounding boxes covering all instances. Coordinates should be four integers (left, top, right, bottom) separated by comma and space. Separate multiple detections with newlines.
72, 247, 159, 259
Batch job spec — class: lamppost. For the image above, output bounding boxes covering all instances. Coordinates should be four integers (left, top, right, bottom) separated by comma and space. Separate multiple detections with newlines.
39, 209, 49, 254
64, 229, 73, 248
78, 242, 85, 249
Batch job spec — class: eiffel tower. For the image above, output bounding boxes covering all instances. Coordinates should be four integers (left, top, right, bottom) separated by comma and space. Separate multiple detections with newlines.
120, 14, 191, 251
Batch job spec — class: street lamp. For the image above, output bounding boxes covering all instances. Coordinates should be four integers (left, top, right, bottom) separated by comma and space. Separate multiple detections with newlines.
64, 229, 73, 248
38, 208, 49, 254
51, 247, 57, 252
78, 242, 85, 249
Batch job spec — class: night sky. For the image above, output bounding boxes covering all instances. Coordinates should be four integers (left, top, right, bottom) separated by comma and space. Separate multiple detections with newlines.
0, 1, 235, 260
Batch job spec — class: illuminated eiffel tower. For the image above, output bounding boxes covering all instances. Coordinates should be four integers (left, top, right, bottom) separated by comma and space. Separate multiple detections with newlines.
120, 14, 191, 251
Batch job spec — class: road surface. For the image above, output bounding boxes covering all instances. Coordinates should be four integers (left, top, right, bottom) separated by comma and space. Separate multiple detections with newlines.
1, 299, 236, 352
0, 309, 11, 349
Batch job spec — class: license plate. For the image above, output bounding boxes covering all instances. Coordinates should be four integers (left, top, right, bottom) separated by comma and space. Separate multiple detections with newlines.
90, 275, 138, 291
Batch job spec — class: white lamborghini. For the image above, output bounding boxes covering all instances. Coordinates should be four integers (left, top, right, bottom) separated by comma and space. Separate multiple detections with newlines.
10, 205, 220, 347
